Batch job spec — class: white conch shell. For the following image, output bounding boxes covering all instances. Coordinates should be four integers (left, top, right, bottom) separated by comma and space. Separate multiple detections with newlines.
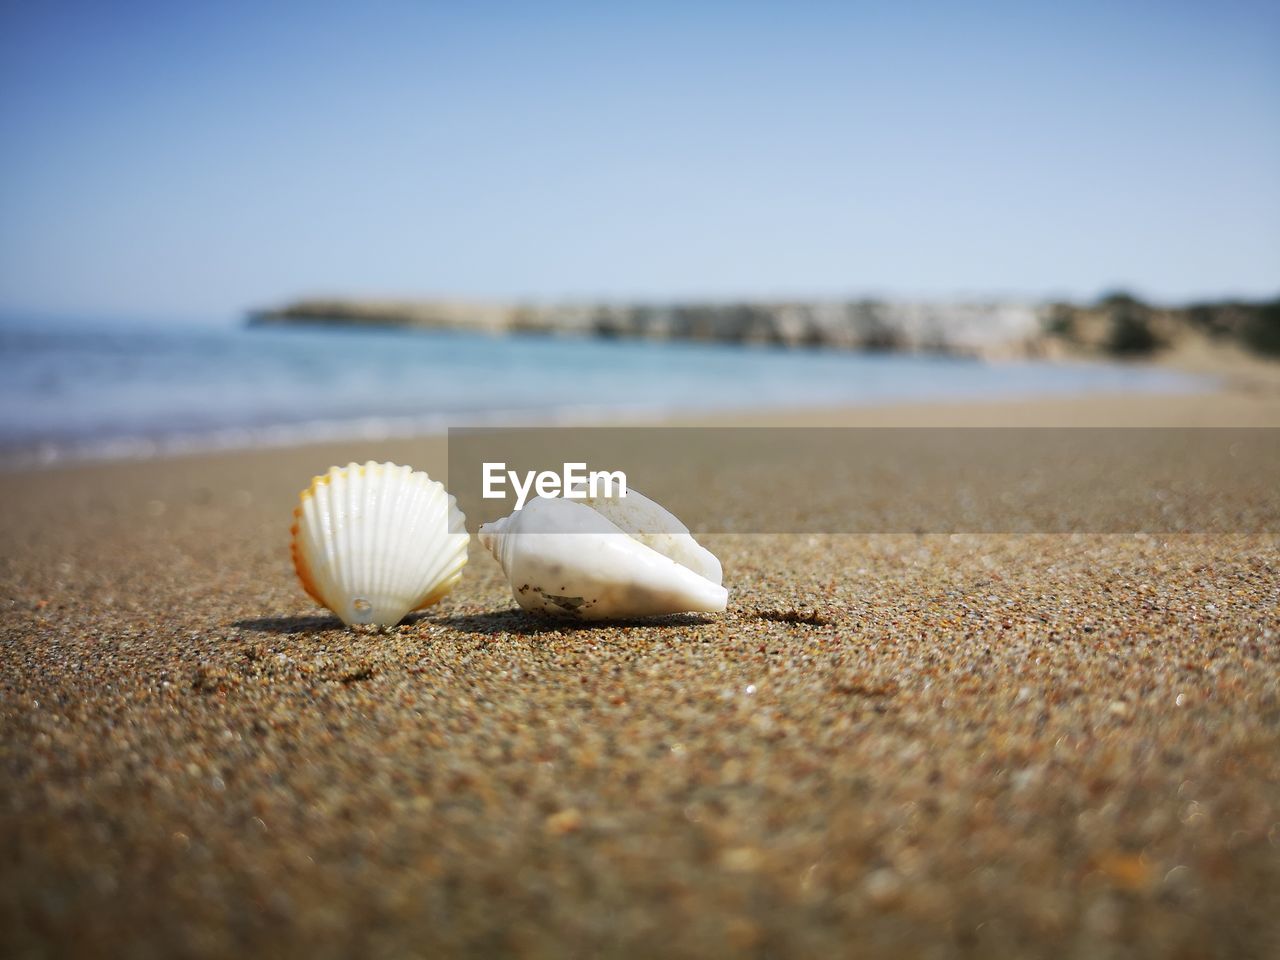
291, 461, 468, 627
478, 490, 727, 620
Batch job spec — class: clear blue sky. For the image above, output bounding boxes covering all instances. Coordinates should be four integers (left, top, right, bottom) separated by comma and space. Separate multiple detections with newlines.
1, 0, 1277, 322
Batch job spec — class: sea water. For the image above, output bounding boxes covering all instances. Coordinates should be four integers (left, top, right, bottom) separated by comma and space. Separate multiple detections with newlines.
0, 315, 1204, 466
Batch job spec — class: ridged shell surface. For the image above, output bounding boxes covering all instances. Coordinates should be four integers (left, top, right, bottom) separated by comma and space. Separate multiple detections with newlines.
478, 494, 727, 620
291, 462, 468, 627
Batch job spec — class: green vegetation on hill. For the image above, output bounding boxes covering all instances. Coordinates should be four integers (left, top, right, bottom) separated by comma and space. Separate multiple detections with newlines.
1043, 291, 1280, 359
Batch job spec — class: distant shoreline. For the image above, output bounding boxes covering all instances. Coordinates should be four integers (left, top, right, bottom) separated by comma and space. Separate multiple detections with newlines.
249, 293, 1280, 362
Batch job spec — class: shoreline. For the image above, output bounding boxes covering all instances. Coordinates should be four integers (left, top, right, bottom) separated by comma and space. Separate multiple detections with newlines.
10, 316, 1259, 473
0, 371, 1241, 474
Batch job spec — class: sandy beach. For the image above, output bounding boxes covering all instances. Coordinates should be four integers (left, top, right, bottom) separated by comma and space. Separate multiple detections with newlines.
3, 383, 1278, 958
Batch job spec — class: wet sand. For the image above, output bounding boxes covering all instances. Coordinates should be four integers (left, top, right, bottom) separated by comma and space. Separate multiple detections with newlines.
2, 387, 1278, 958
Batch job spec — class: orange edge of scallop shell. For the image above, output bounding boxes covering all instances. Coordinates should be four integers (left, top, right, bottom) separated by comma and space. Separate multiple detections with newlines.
290, 470, 339, 609
412, 567, 465, 611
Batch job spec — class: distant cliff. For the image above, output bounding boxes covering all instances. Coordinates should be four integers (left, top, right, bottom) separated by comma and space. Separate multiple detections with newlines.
248, 294, 1280, 360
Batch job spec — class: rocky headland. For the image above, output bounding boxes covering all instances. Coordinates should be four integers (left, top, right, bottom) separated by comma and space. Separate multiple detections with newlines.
249, 293, 1280, 361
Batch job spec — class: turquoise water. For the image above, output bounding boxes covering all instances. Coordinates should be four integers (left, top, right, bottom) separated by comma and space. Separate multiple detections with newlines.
0, 315, 1204, 465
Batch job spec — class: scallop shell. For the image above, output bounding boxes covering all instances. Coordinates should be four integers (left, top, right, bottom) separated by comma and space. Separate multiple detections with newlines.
478, 490, 727, 620
291, 461, 468, 627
